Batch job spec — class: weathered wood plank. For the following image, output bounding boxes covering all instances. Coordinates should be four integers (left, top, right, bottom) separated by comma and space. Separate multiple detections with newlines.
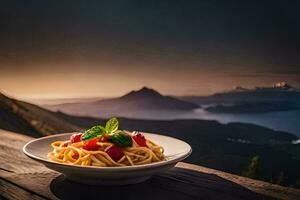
0, 178, 47, 200
0, 130, 45, 174
0, 129, 299, 200
176, 163, 300, 200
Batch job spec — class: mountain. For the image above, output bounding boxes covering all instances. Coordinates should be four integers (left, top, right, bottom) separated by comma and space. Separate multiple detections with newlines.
206, 102, 300, 114
0, 92, 81, 137
46, 87, 200, 118
179, 82, 300, 105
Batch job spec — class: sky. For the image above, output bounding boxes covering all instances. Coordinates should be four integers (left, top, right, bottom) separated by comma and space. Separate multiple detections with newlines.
1, 0, 300, 99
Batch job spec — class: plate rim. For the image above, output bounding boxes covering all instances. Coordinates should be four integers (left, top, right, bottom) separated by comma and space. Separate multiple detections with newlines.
23, 132, 192, 171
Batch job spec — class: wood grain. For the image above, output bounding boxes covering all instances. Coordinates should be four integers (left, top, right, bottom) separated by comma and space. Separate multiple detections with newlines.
0, 129, 299, 200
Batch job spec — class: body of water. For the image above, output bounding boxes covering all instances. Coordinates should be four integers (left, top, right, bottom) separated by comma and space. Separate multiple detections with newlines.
113, 109, 300, 137
192, 109, 300, 136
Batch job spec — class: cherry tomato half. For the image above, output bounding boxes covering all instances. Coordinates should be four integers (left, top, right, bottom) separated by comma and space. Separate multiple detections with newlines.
70, 133, 82, 143
132, 132, 147, 147
83, 138, 99, 151
105, 145, 124, 162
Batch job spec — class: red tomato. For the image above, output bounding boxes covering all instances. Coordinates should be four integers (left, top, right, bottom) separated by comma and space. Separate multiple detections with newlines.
70, 133, 82, 143
105, 145, 124, 162
62, 141, 70, 147
132, 132, 147, 147
83, 138, 99, 151
99, 134, 110, 142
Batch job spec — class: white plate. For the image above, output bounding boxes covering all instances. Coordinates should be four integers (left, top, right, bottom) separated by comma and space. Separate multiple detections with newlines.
23, 132, 192, 185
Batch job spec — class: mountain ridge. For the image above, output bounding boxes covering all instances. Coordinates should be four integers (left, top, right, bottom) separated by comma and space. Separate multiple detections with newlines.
0, 92, 81, 137
179, 82, 300, 105
121, 86, 162, 99
46, 87, 200, 117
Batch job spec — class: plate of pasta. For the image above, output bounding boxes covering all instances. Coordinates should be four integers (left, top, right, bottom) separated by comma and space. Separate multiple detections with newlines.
23, 118, 192, 185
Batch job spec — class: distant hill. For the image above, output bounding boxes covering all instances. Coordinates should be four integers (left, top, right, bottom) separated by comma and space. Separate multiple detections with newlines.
46, 87, 200, 117
0, 93, 81, 137
179, 82, 300, 105
206, 102, 300, 114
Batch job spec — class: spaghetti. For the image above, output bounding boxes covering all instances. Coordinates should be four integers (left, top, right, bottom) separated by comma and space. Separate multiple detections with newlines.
48, 118, 165, 167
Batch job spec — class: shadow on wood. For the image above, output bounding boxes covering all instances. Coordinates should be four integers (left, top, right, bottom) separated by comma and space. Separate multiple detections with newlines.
50, 167, 273, 200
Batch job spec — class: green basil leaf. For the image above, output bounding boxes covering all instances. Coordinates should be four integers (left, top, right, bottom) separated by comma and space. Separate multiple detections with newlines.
105, 117, 119, 133
81, 125, 106, 141
109, 130, 132, 147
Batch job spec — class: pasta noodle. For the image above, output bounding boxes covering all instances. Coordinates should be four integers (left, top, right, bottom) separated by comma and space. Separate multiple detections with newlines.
48, 137, 165, 167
